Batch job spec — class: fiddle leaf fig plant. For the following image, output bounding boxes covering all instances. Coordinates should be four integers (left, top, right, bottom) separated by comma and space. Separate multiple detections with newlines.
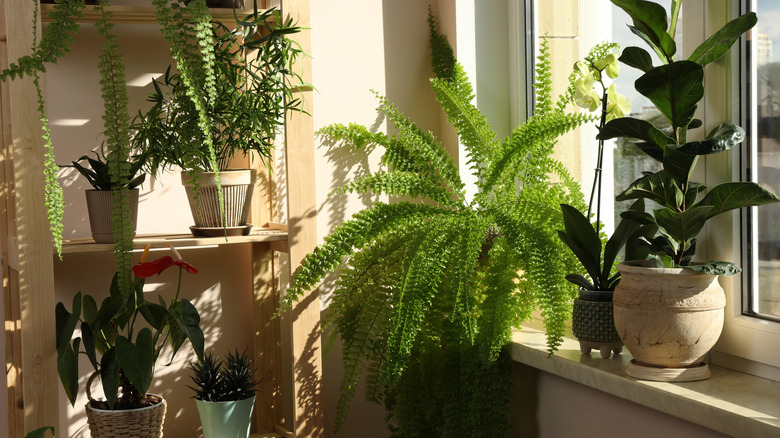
600, 0, 779, 274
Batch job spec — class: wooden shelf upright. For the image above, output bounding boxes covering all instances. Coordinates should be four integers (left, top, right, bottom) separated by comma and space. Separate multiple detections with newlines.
1, 1, 323, 437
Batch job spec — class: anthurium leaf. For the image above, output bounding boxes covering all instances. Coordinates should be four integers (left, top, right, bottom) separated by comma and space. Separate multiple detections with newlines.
116, 329, 154, 398
653, 205, 713, 245
616, 170, 680, 208
55, 292, 80, 356
689, 12, 757, 66
564, 274, 594, 290
559, 204, 602, 281
619, 46, 654, 72
56, 341, 78, 406
173, 299, 204, 361
82, 294, 98, 325
127, 174, 146, 190
699, 182, 780, 219
100, 348, 120, 409
139, 302, 167, 331
81, 321, 98, 371
676, 123, 745, 155
685, 260, 743, 276
24, 426, 56, 438
599, 117, 672, 156
635, 61, 704, 130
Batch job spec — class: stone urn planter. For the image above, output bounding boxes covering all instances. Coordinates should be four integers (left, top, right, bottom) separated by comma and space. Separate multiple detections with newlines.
613, 261, 726, 382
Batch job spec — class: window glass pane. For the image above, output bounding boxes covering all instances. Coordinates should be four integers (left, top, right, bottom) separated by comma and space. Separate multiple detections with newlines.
611, 0, 675, 226
746, 0, 780, 319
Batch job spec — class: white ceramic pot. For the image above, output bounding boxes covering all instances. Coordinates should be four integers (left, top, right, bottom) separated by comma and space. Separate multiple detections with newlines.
196, 394, 256, 438
613, 261, 725, 377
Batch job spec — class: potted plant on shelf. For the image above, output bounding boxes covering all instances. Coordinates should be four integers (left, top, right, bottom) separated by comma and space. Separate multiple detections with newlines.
133, 6, 305, 237
68, 147, 146, 243
278, 13, 588, 436
558, 43, 655, 358
601, 0, 779, 381
189, 349, 260, 438
56, 245, 205, 437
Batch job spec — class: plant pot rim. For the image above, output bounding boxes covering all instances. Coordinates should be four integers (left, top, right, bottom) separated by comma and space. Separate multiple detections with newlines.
195, 394, 256, 404
618, 260, 718, 277
87, 393, 165, 414
85, 188, 140, 192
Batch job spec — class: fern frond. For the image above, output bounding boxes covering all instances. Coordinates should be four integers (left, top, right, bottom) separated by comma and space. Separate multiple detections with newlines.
334, 171, 462, 209
317, 122, 391, 150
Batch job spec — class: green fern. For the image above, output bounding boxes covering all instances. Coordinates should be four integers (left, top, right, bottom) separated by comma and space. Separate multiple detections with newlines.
282, 14, 587, 437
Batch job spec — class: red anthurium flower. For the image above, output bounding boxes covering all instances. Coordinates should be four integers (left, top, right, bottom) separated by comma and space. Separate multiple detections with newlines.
132, 255, 198, 279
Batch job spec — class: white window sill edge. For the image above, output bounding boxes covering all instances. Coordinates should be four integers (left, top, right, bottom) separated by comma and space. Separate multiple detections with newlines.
511, 327, 780, 438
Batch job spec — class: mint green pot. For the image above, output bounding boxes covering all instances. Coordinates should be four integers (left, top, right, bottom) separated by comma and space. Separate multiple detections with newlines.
196, 394, 256, 438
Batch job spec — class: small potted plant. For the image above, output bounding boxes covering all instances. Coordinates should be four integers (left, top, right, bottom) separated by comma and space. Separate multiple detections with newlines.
189, 349, 260, 438
602, 0, 778, 381
55, 245, 204, 437
132, 7, 305, 236
69, 147, 146, 243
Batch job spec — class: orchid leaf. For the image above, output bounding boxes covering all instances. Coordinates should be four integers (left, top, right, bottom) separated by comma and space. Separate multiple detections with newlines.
558, 204, 602, 282
564, 274, 594, 290
689, 13, 757, 66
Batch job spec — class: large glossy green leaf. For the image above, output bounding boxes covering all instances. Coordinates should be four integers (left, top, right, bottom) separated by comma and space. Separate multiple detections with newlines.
168, 299, 205, 361
81, 321, 98, 370
116, 329, 154, 398
100, 348, 120, 409
564, 274, 594, 290
24, 426, 56, 438
689, 13, 757, 66
55, 292, 80, 356
612, 0, 676, 59
663, 146, 699, 186
558, 204, 602, 282
599, 117, 672, 155
56, 340, 78, 406
619, 46, 654, 72
93, 295, 124, 331
82, 294, 98, 325
139, 301, 168, 331
616, 170, 680, 208
685, 260, 743, 276
676, 123, 745, 156
635, 61, 703, 130
699, 182, 780, 219
653, 205, 713, 245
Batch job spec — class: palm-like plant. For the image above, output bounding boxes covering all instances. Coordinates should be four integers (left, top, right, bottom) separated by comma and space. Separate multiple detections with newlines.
280, 13, 590, 437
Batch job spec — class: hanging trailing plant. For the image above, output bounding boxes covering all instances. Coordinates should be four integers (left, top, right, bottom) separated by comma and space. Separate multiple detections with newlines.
93, 0, 134, 293
151, 0, 222, 224
0, 0, 86, 258
280, 12, 589, 437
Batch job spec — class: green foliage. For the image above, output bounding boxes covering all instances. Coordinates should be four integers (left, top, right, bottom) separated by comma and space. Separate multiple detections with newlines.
603, 0, 778, 273
56, 256, 204, 410
24, 427, 55, 438
3, 0, 87, 258
281, 17, 586, 436
133, 9, 304, 174
188, 349, 260, 402
70, 148, 145, 191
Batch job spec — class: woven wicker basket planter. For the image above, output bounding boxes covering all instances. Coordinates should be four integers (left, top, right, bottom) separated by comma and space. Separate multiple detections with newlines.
85, 373, 167, 438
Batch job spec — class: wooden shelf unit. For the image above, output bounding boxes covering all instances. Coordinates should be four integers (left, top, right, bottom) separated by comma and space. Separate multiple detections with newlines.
2, 1, 323, 437
41, 4, 264, 25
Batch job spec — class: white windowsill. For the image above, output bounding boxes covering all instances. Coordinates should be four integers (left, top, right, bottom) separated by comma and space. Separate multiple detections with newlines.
511, 328, 780, 438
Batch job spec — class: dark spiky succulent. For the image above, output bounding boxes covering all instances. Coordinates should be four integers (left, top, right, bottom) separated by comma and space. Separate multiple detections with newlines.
188, 352, 225, 402
221, 350, 260, 401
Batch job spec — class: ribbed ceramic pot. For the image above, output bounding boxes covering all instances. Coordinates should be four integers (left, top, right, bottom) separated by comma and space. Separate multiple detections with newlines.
181, 170, 256, 229
613, 261, 725, 369
85, 189, 139, 243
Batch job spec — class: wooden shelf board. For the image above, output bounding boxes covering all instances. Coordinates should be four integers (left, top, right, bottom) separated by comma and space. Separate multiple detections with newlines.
41, 4, 266, 25
61, 227, 287, 254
